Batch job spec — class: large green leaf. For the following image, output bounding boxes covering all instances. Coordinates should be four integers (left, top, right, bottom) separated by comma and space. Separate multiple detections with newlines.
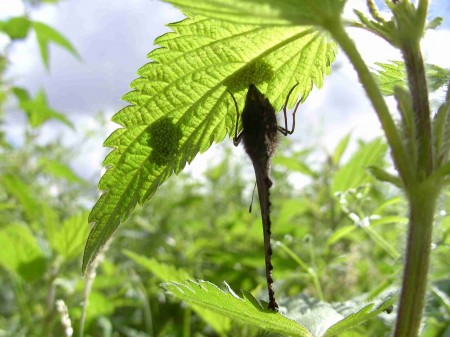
163, 279, 397, 337
82, 13, 337, 272
164, 0, 347, 27
164, 280, 312, 337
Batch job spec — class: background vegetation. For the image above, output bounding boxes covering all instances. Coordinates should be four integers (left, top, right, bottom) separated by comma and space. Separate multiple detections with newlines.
0, 1, 449, 337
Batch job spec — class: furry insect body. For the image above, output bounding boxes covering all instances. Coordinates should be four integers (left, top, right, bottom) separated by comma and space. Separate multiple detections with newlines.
231, 83, 300, 310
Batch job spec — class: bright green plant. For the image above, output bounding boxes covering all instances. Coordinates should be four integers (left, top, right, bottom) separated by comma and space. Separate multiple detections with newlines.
82, 1, 450, 336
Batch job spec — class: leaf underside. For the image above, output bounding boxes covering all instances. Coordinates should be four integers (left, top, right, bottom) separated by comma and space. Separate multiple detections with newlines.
82, 15, 337, 272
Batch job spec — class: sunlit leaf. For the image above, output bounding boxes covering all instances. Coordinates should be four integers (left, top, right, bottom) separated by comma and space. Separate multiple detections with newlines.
164, 279, 311, 337
83, 13, 337, 272
164, 279, 397, 337
164, 0, 347, 27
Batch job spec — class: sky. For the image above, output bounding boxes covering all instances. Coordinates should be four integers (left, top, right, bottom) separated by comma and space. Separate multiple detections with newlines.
0, 0, 449, 182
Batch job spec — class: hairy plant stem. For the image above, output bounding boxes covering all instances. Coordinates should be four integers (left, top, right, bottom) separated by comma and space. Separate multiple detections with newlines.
402, 41, 433, 176
395, 182, 439, 337
394, 2, 435, 333
326, 16, 438, 337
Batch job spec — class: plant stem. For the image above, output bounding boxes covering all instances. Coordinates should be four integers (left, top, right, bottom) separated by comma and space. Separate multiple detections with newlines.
394, 182, 439, 337
402, 41, 433, 177
327, 21, 414, 187
326, 15, 438, 337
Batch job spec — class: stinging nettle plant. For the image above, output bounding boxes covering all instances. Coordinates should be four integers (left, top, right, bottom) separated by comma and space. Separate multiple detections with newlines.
82, 1, 450, 336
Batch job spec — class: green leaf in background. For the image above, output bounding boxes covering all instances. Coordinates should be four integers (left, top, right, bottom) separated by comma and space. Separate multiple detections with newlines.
1, 174, 41, 222
0, 16, 31, 40
12, 87, 74, 128
427, 64, 450, 92
83, 13, 337, 272
331, 133, 351, 166
373, 61, 450, 96
124, 250, 190, 282
323, 292, 397, 336
0, 223, 46, 281
164, 279, 312, 337
274, 153, 317, 177
124, 250, 231, 336
279, 292, 397, 337
332, 138, 387, 193
164, 0, 347, 27
38, 158, 85, 184
367, 165, 402, 187
83, 291, 116, 321
433, 100, 450, 168
32, 21, 80, 69
49, 212, 90, 261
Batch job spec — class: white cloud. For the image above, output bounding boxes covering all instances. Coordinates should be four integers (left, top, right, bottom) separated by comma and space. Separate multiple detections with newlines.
0, 0, 23, 19
2, 0, 449, 181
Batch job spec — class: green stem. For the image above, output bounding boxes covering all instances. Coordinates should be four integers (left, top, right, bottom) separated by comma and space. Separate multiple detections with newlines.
325, 15, 438, 337
402, 41, 433, 177
417, 0, 429, 33
183, 307, 191, 337
394, 182, 438, 337
327, 20, 415, 187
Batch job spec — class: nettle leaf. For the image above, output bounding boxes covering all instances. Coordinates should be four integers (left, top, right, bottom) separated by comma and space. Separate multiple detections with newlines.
164, 0, 347, 27
373, 61, 407, 96
82, 14, 337, 272
164, 280, 311, 337
323, 292, 397, 336
163, 279, 397, 337
427, 64, 450, 92
373, 61, 450, 96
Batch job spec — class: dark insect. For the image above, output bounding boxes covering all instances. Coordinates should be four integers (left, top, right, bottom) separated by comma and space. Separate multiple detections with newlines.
230, 83, 300, 310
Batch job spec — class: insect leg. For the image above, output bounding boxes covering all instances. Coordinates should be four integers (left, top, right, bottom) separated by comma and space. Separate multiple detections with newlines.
228, 91, 244, 146
279, 82, 301, 136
